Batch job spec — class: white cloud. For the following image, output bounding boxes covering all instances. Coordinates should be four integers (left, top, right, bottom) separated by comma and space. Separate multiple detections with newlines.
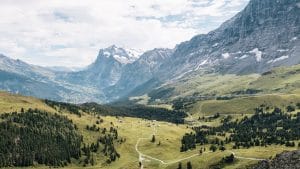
0, 0, 249, 67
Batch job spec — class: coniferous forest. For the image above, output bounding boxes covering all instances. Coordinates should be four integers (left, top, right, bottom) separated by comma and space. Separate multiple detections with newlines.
181, 107, 300, 152
0, 108, 122, 167
0, 109, 82, 167
45, 100, 187, 124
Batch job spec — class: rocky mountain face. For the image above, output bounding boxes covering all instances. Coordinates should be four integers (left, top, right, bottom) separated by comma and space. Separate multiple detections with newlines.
62, 45, 142, 89
0, 0, 299, 103
125, 0, 300, 99
58, 47, 172, 101
106, 48, 173, 100
158, 0, 300, 79
0, 45, 161, 103
0, 54, 103, 103
0, 54, 55, 80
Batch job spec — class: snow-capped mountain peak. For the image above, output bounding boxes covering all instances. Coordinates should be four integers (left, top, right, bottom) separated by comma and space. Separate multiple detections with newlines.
124, 48, 143, 61
98, 45, 142, 64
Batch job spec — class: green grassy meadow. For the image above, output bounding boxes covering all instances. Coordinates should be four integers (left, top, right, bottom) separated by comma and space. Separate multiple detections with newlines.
1, 91, 299, 169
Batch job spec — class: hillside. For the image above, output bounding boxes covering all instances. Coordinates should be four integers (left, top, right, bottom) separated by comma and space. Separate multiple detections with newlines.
123, 64, 300, 119
0, 0, 299, 168
0, 92, 299, 169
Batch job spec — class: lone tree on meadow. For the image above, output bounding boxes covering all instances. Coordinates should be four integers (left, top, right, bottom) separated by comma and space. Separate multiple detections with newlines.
210, 144, 217, 152
187, 161, 192, 169
177, 162, 182, 169
151, 135, 156, 143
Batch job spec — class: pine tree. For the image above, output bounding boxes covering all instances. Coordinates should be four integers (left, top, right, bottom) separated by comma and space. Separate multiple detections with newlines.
90, 154, 95, 166
210, 144, 217, 152
177, 162, 182, 169
151, 135, 156, 143
187, 161, 192, 169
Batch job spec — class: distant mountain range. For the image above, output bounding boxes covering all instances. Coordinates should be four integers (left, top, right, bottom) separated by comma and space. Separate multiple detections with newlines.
0, 0, 299, 103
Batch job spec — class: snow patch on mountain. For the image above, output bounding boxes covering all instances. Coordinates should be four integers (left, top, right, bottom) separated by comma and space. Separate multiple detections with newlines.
199, 59, 208, 66
195, 59, 208, 70
273, 55, 289, 62
250, 48, 262, 62
103, 52, 111, 57
234, 51, 242, 54
125, 48, 143, 60
222, 53, 230, 59
240, 55, 249, 59
212, 43, 219, 47
267, 55, 289, 64
113, 54, 132, 64
277, 49, 289, 52
291, 37, 298, 41
99, 45, 142, 65
173, 69, 193, 80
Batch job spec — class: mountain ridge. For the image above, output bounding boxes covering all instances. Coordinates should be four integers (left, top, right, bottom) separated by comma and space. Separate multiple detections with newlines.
0, 0, 299, 103
157, 0, 300, 79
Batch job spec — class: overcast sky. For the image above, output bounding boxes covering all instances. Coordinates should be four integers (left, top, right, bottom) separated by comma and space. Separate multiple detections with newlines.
0, 0, 249, 67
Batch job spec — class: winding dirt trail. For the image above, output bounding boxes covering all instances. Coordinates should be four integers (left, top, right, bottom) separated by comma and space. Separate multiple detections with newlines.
135, 122, 266, 169
229, 151, 266, 161
135, 123, 208, 168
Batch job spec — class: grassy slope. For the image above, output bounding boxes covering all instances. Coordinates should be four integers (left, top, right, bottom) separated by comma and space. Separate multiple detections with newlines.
0, 91, 55, 113
0, 92, 193, 169
147, 64, 300, 103
249, 64, 300, 94
168, 73, 259, 99
174, 65, 300, 116
189, 94, 300, 116
0, 91, 298, 169
123, 65, 300, 120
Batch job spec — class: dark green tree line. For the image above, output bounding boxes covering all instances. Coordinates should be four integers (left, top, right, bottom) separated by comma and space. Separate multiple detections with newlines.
0, 109, 82, 167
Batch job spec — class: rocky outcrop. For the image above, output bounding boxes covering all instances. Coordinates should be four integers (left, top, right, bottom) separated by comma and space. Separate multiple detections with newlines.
254, 150, 300, 169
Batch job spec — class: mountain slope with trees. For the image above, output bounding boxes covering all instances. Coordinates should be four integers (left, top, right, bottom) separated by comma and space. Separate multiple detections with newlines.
0, 109, 82, 167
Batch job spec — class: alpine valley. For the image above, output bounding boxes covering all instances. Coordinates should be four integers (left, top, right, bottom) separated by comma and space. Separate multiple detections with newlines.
0, 0, 299, 169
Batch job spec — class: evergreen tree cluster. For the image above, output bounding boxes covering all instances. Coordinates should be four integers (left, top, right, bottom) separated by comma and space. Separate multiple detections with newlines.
45, 99, 187, 124
0, 109, 82, 167
45, 99, 81, 116
177, 161, 193, 169
81, 143, 97, 166
98, 126, 120, 163
229, 108, 299, 148
86, 124, 100, 132
81, 103, 187, 124
209, 154, 235, 169
181, 107, 300, 151
180, 131, 208, 152
83, 124, 121, 165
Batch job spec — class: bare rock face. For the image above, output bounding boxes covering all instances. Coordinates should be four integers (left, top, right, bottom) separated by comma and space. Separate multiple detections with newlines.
159, 0, 300, 77
254, 150, 300, 169
107, 48, 173, 100
63, 45, 142, 89
125, 0, 300, 100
